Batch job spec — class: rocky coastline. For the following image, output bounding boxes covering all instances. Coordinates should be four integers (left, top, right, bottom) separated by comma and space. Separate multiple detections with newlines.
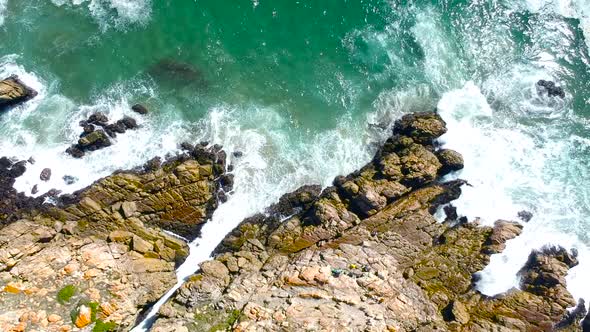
0, 107, 586, 331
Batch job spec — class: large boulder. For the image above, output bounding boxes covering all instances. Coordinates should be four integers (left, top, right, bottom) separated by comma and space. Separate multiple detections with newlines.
393, 112, 447, 144
0, 75, 38, 110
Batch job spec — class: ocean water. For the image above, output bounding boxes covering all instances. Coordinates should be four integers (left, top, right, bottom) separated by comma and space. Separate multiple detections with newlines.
1, 0, 590, 329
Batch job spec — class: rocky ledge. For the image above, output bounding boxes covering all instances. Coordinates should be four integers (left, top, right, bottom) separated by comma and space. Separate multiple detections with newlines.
0, 144, 232, 331
0, 75, 38, 111
149, 112, 584, 332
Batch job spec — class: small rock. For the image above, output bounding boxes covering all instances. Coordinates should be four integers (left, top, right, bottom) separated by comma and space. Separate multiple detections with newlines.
63, 175, 77, 185
233, 151, 244, 158
66, 145, 85, 158
518, 210, 533, 222
436, 149, 464, 175
31, 184, 38, 195
40, 168, 52, 181
131, 104, 149, 115
88, 112, 109, 126
537, 80, 565, 98
47, 314, 61, 323
82, 124, 95, 135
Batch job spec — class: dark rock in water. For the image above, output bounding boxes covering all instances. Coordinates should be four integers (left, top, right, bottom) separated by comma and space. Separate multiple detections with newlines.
40, 168, 51, 181
63, 175, 77, 185
82, 124, 95, 135
219, 174, 234, 192
0, 75, 38, 110
27, 157, 35, 165
144, 156, 162, 172
8, 161, 27, 178
180, 142, 194, 152
149, 58, 206, 86
119, 116, 138, 129
582, 310, 590, 332
31, 184, 38, 195
517, 210, 533, 222
88, 112, 109, 126
443, 204, 458, 222
536, 80, 565, 98
106, 122, 126, 135
269, 184, 322, 217
555, 298, 587, 329
393, 112, 447, 144
233, 151, 244, 158
0, 157, 12, 169
78, 130, 111, 150
66, 145, 85, 158
436, 149, 464, 175
131, 103, 149, 115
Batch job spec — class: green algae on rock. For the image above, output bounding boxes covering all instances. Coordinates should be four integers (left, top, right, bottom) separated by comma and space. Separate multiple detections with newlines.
150, 112, 582, 332
0, 144, 232, 332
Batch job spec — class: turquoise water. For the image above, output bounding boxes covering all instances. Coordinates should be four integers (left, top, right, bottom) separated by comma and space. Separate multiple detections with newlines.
1, 0, 590, 323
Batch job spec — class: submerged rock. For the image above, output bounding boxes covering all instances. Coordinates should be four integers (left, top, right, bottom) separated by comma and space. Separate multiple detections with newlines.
0, 75, 38, 110
537, 79, 566, 98
132, 103, 149, 115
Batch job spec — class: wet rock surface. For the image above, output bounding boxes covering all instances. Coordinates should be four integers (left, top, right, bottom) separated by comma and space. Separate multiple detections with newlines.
66, 112, 142, 158
149, 112, 583, 332
0, 145, 232, 331
0, 75, 38, 111
537, 79, 566, 98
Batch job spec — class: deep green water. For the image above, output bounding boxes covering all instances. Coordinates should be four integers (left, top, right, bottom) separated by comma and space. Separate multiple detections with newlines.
1, 0, 590, 317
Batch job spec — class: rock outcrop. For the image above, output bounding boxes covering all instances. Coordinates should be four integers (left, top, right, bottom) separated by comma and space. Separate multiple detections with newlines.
0, 75, 38, 110
537, 79, 566, 99
66, 112, 142, 158
149, 112, 582, 332
0, 145, 232, 331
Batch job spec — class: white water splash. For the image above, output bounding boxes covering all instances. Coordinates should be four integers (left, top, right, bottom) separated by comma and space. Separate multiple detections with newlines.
520, 0, 590, 52
0, 0, 7, 26
49, 0, 151, 30
436, 80, 590, 304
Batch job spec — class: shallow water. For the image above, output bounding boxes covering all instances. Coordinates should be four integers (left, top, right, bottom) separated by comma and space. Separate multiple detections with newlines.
1, 0, 590, 329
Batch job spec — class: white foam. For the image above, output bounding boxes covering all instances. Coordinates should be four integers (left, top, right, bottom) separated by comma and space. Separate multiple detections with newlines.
0, 0, 7, 26
132, 99, 392, 330
49, 0, 151, 30
518, 0, 590, 52
437, 80, 590, 304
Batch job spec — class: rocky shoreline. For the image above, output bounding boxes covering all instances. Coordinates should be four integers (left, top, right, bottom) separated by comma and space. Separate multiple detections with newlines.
149, 113, 586, 332
0, 143, 232, 331
0, 109, 586, 331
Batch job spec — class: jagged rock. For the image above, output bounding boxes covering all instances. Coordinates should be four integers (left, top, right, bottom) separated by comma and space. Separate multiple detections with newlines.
436, 149, 464, 175
65, 146, 85, 158
87, 112, 109, 126
537, 79, 566, 98
0, 147, 230, 331
0, 75, 38, 110
483, 220, 523, 254
132, 103, 149, 115
82, 124, 95, 135
118, 116, 138, 129
518, 210, 533, 222
40, 168, 52, 182
78, 130, 111, 150
31, 185, 38, 195
150, 112, 581, 332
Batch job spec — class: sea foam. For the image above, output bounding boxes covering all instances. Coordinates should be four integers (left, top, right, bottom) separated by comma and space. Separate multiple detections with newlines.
49, 0, 151, 30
